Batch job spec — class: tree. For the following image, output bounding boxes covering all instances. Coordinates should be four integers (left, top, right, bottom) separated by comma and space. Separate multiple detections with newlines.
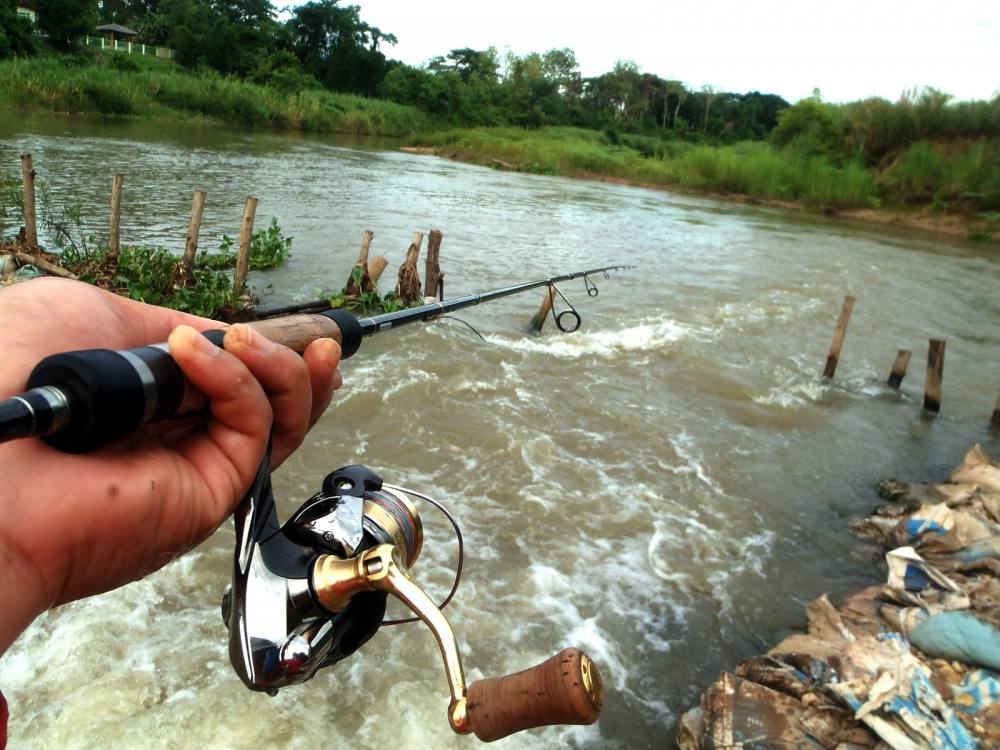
288, 0, 396, 96
0, 2, 37, 58
36, 0, 98, 49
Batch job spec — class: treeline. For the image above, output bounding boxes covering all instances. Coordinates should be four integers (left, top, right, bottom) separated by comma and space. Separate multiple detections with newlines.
1, 0, 789, 141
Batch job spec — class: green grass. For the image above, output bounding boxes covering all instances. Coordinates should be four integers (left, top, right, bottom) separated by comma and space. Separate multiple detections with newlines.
412, 127, 878, 209
412, 126, 1000, 214
0, 52, 430, 135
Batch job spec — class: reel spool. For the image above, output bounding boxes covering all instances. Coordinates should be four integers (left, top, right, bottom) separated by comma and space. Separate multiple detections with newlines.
222, 459, 603, 742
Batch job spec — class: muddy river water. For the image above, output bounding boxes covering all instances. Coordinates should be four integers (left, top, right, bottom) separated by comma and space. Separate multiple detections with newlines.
1, 113, 999, 748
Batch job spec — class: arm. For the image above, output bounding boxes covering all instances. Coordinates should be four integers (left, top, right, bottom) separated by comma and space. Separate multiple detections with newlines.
0, 278, 342, 653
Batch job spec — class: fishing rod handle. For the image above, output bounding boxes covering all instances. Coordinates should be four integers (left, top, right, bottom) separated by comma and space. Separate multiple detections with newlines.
466, 648, 603, 742
19, 310, 363, 452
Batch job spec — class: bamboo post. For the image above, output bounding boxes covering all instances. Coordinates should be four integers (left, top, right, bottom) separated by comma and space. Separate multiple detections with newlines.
108, 173, 124, 260
529, 286, 555, 334
822, 296, 855, 378
394, 232, 423, 304
923, 339, 945, 414
19, 154, 37, 249
991, 391, 1000, 429
234, 197, 258, 296
179, 189, 207, 280
345, 230, 375, 297
424, 229, 444, 300
887, 349, 911, 389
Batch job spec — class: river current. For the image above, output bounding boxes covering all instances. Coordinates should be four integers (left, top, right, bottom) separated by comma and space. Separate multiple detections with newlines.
1, 113, 998, 748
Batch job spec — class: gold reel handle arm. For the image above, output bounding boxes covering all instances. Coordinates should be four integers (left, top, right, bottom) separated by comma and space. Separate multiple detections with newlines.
312, 545, 604, 742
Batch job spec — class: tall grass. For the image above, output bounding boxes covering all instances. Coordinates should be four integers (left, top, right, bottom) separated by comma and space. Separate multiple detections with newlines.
413, 128, 877, 209
0, 53, 430, 135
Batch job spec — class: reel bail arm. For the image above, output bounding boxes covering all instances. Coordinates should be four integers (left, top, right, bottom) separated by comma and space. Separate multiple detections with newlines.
312, 543, 603, 741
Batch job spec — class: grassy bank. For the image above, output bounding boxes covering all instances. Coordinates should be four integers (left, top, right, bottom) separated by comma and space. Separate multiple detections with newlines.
409, 127, 1000, 239
0, 53, 430, 135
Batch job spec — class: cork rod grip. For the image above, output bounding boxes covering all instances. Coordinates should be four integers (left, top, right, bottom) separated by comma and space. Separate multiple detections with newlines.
465, 648, 603, 742
246, 314, 343, 353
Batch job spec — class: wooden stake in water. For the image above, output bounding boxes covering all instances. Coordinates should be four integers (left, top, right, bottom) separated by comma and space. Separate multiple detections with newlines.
887, 349, 911, 389
344, 230, 375, 297
924, 339, 946, 413
108, 173, 124, 260
823, 296, 855, 378
424, 229, 444, 300
20, 154, 38, 249
529, 286, 555, 334
180, 189, 207, 280
395, 232, 423, 304
234, 197, 258, 296
369, 255, 388, 288
990, 390, 1000, 429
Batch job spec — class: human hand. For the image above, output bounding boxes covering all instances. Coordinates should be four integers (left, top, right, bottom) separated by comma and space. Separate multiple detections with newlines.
0, 278, 342, 653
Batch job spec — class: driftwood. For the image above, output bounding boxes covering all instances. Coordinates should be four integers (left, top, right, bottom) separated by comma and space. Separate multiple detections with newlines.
13, 252, 78, 280
395, 232, 423, 304
424, 229, 444, 300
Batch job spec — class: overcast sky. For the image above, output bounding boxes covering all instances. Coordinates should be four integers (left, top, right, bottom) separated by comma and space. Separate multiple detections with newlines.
278, 0, 999, 103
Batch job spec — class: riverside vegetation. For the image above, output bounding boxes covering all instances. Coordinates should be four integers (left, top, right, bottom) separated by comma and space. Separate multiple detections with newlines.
2, 2, 998, 239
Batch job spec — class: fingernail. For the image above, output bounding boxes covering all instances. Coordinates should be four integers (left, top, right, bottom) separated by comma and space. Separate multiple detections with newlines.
225, 324, 252, 348
318, 338, 340, 366
174, 325, 221, 357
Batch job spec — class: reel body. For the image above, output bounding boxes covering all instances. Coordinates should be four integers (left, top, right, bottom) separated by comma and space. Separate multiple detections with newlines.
222, 462, 420, 692
222, 458, 603, 741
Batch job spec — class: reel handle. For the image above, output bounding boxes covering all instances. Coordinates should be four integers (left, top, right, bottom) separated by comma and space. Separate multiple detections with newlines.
466, 648, 603, 742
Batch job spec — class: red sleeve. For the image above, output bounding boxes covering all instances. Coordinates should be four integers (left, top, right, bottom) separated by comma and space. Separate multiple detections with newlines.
0, 689, 7, 749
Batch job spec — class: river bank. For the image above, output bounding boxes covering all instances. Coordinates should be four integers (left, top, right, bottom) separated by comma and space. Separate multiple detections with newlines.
678, 445, 1000, 749
402, 129, 1000, 243
0, 54, 429, 136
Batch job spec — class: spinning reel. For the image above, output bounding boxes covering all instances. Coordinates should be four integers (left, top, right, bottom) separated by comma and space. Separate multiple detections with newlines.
221, 454, 604, 742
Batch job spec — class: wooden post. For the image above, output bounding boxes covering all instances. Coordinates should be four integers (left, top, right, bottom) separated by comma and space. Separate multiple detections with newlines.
529, 286, 555, 334
424, 229, 444, 300
179, 189, 207, 280
19, 154, 37, 249
234, 197, 258, 296
991, 390, 1000, 429
368, 255, 388, 288
887, 349, 911, 389
923, 339, 945, 414
108, 173, 124, 260
822, 296, 855, 378
344, 230, 375, 297
394, 232, 423, 304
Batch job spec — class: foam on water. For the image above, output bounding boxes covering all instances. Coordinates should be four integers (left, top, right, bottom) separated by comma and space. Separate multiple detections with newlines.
484, 315, 693, 359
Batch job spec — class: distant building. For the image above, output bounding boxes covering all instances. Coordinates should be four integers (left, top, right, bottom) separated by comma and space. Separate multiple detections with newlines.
95, 23, 138, 43
15, 2, 37, 25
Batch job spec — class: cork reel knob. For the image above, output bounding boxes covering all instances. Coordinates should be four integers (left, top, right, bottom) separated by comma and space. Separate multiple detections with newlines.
465, 648, 603, 742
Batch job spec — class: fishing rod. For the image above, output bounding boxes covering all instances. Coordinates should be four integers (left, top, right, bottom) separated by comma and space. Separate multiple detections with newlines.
0, 264, 628, 740
0, 264, 629, 452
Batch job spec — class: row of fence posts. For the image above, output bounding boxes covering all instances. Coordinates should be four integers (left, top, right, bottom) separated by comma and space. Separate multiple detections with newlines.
15, 154, 447, 305
823, 294, 1000, 427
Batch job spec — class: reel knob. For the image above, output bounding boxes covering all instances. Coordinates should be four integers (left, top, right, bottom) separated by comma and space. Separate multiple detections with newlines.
466, 648, 603, 742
